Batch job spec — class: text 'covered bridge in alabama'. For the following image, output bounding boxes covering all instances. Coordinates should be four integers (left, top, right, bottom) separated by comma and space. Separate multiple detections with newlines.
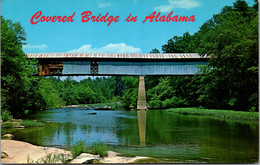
27, 53, 209, 110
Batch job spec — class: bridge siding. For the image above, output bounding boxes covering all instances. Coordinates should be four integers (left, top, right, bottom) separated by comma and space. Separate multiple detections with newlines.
61, 61, 207, 75
27, 53, 208, 76
63, 61, 91, 74
99, 62, 207, 75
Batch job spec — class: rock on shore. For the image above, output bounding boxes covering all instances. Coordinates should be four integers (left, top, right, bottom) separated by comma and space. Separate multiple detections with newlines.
99, 151, 150, 163
1, 140, 150, 164
1, 140, 71, 164
3, 134, 14, 140
70, 151, 150, 164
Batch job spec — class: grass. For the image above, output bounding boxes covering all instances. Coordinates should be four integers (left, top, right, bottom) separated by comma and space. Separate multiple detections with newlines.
2, 120, 44, 128
70, 140, 109, 158
1, 122, 15, 128
26, 141, 109, 163
167, 108, 259, 121
20, 120, 44, 127
27, 152, 71, 164
91, 141, 109, 157
71, 140, 89, 158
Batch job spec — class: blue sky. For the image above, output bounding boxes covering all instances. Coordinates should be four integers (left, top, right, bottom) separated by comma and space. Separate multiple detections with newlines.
2, 0, 255, 54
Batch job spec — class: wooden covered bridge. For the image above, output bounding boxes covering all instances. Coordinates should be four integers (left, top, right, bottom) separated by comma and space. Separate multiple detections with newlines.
27, 53, 209, 110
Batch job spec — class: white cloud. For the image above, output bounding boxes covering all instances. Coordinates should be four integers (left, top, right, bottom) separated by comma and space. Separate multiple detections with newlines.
97, 1, 113, 8
68, 43, 141, 53
155, 0, 200, 12
23, 44, 48, 50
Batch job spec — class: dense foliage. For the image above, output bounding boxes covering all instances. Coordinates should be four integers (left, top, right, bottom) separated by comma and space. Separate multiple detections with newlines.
47, 76, 120, 105
146, 0, 258, 111
197, 0, 258, 111
1, 16, 39, 119
1, 17, 121, 119
1, 16, 64, 119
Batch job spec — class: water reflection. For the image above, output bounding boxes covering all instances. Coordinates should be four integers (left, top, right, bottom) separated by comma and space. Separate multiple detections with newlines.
1, 108, 258, 163
137, 110, 147, 146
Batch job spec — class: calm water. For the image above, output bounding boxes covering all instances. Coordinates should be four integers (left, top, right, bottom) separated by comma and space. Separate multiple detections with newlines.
2, 108, 259, 163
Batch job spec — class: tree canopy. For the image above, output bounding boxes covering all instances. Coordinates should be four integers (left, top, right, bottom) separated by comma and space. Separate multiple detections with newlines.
147, 0, 258, 111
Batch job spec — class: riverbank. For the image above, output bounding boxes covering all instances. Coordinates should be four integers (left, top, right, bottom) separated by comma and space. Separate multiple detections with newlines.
1, 140, 150, 164
167, 108, 259, 122
1, 119, 44, 129
61, 102, 122, 110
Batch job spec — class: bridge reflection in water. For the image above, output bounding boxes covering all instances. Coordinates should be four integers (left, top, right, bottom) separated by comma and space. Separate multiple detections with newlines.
137, 110, 147, 146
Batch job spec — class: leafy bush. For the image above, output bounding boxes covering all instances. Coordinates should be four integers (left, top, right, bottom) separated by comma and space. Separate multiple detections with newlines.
1, 110, 13, 122
162, 96, 189, 109
24, 110, 30, 115
71, 140, 89, 158
148, 99, 161, 108
249, 107, 256, 112
148, 96, 189, 109
91, 141, 109, 157
20, 120, 44, 127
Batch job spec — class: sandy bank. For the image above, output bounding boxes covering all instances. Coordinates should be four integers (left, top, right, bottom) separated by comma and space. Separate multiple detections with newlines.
1, 140, 71, 164
1, 140, 150, 164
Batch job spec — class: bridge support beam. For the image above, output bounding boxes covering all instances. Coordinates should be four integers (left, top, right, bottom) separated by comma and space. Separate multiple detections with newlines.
137, 76, 147, 110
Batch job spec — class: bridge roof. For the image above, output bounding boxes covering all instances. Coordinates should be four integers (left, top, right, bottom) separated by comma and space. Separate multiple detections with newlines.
27, 53, 208, 59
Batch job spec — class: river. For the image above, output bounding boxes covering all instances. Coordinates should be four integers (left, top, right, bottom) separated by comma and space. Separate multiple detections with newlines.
1, 108, 259, 163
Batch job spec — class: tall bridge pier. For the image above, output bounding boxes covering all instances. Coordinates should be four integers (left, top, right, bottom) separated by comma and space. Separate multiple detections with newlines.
137, 76, 147, 110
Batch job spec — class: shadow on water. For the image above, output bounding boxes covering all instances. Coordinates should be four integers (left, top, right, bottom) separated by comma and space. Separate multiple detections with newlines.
1, 108, 259, 163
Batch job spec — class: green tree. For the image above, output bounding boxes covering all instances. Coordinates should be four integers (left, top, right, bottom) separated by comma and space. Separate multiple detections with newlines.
147, 77, 189, 108
146, 0, 258, 111
198, 0, 258, 111
1, 17, 43, 117
1, 17, 66, 117
121, 76, 139, 109
162, 32, 197, 53
38, 78, 65, 109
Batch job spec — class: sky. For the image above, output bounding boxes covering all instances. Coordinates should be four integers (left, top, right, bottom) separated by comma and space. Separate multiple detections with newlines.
1, 0, 255, 81
2, 0, 255, 54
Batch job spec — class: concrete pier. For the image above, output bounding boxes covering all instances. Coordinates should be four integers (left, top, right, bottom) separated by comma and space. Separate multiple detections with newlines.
137, 76, 147, 110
